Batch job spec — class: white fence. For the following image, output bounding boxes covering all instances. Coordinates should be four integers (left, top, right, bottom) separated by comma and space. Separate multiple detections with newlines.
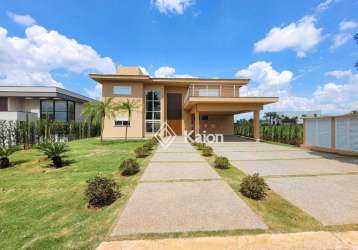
304, 114, 358, 154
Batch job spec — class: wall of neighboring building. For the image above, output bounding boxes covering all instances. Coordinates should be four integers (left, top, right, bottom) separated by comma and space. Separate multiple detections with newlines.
7, 97, 24, 112
102, 82, 144, 138
23, 99, 40, 117
199, 114, 234, 135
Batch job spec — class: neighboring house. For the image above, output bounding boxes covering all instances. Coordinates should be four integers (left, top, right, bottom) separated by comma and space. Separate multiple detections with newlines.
90, 66, 278, 140
276, 111, 321, 124
0, 86, 94, 122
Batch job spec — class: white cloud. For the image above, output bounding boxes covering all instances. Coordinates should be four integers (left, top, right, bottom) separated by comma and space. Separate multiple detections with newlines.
7, 11, 36, 26
331, 33, 351, 49
235, 61, 293, 96
84, 83, 102, 100
315, 0, 335, 12
254, 16, 322, 57
339, 20, 358, 31
325, 70, 353, 78
152, 0, 194, 14
154, 66, 193, 78
0, 24, 115, 88
236, 62, 358, 114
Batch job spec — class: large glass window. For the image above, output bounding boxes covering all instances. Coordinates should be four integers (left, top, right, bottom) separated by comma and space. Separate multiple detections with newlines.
145, 90, 161, 133
55, 101, 67, 121
40, 100, 76, 121
41, 100, 54, 120
67, 101, 75, 121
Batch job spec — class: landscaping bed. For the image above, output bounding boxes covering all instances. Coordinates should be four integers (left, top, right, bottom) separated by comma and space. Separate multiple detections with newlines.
0, 138, 152, 250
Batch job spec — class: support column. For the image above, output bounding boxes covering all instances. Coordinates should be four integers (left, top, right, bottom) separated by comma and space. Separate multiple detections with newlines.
194, 106, 200, 136
253, 110, 260, 141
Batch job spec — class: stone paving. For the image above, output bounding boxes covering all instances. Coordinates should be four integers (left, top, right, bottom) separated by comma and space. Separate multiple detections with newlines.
111, 136, 267, 236
98, 231, 358, 250
234, 158, 358, 176
211, 136, 358, 226
267, 175, 358, 225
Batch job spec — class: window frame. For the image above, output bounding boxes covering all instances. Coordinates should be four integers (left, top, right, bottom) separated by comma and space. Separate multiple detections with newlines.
113, 85, 132, 96
145, 90, 161, 133
40, 99, 76, 121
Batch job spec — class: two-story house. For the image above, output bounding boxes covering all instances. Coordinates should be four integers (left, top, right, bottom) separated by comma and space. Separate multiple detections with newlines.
90, 66, 278, 140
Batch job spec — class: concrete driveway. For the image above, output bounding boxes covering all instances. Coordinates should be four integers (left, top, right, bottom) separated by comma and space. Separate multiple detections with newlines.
112, 137, 267, 236
208, 137, 358, 226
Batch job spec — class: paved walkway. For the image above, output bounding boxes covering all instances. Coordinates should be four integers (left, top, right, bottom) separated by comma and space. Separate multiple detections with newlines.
208, 136, 358, 226
111, 137, 266, 236
98, 230, 358, 250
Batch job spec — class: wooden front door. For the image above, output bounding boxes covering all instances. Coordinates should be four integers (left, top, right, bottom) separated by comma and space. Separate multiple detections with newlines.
167, 93, 182, 135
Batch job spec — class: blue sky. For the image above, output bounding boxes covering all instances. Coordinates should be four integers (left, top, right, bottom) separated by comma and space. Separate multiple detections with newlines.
0, 0, 357, 114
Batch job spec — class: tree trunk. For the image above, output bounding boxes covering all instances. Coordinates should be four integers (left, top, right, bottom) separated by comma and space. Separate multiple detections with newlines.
52, 156, 63, 168
0, 157, 10, 169
125, 125, 128, 141
100, 117, 104, 143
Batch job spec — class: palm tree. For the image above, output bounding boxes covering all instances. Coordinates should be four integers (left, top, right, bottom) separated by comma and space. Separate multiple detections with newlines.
37, 142, 69, 168
0, 146, 19, 169
81, 98, 120, 143
118, 99, 140, 140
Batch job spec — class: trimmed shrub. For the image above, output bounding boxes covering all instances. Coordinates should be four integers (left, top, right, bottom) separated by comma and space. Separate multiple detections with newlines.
202, 146, 213, 156
196, 142, 206, 150
85, 176, 121, 208
214, 156, 229, 169
143, 141, 154, 151
151, 136, 159, 145
240, 173, 268, 200
120, 158, 140, 176
134, 146, 149, 158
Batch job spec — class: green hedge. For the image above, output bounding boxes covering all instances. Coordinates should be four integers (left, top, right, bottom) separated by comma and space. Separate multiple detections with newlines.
234, 122, 303, 145
0, 120, 100, 148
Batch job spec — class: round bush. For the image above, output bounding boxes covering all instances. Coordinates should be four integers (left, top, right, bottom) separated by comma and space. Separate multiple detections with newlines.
240, 173, 268, 200
202, 146, 213, 156
120, 158, 140, 176
85, 176, 121, 208
214, 156, 229, 169
143, 141, 154, 151
196, 143, 206, 150
134, 146, 149, 158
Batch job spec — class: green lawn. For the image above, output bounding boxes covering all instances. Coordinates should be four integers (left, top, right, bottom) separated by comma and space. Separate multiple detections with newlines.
0, 138, 150, 250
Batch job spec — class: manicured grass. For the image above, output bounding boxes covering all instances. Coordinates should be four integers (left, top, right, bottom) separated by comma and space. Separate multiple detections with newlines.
0, 138, 151, 250
210, 159, 322, 233
201, 152, 358, 233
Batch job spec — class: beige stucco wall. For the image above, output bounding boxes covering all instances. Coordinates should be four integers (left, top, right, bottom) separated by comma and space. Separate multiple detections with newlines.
199, 114, 234, 135
102, 82, 144, 138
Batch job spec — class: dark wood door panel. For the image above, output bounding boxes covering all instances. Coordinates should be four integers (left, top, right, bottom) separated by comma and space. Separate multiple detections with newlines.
167, 93, 182, 135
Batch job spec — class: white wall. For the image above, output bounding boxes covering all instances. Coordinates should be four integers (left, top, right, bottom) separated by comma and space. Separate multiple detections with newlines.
335, 117, 358, 152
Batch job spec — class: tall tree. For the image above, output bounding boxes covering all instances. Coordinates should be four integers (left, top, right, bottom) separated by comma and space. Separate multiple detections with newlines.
81, 98, 120, 143
118, 99, 140, 140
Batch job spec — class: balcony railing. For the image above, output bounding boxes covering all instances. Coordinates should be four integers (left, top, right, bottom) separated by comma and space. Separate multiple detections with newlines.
185, 84, 241, 101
